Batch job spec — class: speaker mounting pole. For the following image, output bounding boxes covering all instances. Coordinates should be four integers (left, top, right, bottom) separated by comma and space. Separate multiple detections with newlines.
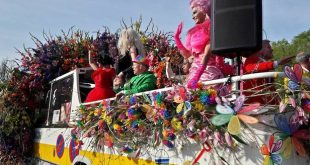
236, 52, 242, 93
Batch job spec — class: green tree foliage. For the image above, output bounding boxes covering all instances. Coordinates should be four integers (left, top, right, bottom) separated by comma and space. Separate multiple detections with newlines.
272, 29, 310, 61
0, 59, 17, 93
292, 29, 310, 53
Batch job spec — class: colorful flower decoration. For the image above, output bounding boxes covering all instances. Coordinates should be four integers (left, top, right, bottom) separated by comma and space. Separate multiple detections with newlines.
284, 64, 310, 90
121, 145, 134, 154
198, 88, 217, 105
274, 112, 310, 158
174, 86, 192, 116
261, 134, 283, 165
211, 95, 260, 135
301, 99, 310, 113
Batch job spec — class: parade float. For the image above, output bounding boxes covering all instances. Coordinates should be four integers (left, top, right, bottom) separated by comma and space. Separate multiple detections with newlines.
0, 20, 309, 165
34, 68, 310, 165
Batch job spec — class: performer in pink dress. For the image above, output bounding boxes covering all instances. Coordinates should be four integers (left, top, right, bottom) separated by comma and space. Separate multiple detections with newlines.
174, 0, 234, 90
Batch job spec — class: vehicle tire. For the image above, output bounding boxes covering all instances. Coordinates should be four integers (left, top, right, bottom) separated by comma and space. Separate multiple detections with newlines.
74, 162, 87, 165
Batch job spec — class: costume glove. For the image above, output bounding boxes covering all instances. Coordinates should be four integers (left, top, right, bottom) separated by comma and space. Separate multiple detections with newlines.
187, 64, 206, 89
174, 22, 186, 51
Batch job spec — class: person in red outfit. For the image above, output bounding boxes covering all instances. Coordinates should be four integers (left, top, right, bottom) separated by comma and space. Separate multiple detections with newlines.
84, 50, 116, 102
243, 40, 293, 104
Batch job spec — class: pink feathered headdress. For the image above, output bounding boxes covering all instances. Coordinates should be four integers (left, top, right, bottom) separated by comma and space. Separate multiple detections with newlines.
190, 0, 211, 16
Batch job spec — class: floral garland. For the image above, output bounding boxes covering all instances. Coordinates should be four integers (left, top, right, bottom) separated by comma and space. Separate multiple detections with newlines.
74, 64, 310, 163
74, 86, 217, 150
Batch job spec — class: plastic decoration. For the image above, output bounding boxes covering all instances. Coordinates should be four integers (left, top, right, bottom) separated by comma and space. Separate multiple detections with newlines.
274, 113, 310, 158
211, 95, 260, 135
261, 134, 283, 165
284, 64, 310, 90
122, 146, 134, 154
301, 99, 310, 113
71, 59, 309, 164
127, 108, 142, 121
162, 140, 174, 149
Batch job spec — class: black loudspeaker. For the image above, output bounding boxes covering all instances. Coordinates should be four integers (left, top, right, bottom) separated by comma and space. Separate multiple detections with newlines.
211, 0, 262, 58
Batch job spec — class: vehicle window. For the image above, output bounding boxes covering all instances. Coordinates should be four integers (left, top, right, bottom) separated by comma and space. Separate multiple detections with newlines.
34, 92, 49, 127
79, 70, 94, 102
47, 75, 74, 126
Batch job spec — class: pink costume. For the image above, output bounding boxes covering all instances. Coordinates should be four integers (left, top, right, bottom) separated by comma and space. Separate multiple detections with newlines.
185, 20, 233, 87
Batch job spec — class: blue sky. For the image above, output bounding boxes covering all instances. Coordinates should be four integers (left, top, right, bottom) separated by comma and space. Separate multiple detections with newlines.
0, 0, 309, 60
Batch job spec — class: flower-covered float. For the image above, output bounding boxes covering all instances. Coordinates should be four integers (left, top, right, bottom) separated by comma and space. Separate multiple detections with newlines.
0, 19, 309, 164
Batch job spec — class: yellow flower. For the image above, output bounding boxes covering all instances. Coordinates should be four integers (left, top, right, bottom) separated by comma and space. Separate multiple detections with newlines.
101, 113, 112, 125
193, 101, 204, 111
86, 115, 92, 121
171, 117, 183, 132
106, 116, 112, 125
113, 123, 121, 130
140, 36, 147, 44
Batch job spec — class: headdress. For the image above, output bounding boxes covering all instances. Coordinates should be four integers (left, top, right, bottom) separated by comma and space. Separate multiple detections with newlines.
117, 28, 144, 56
190, 0, 211, 16
132, 54, 150, 67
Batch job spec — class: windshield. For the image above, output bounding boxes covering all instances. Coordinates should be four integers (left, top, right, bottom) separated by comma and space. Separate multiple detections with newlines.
47, 75, 74, 125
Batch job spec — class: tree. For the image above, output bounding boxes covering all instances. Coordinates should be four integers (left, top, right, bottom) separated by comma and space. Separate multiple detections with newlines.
272, 29, 310, 61
0, 59, 17, 94
291, 29, 310, 53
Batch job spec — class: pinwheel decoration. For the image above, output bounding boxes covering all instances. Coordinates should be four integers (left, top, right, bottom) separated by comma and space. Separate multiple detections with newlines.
284, 64, 310, 90
211, 95, 260, 135
274, 113, 310, 158
261, 134, 283, 165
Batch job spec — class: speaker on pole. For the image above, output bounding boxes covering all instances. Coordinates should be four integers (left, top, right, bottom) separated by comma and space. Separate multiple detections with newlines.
211, 0, 262, 58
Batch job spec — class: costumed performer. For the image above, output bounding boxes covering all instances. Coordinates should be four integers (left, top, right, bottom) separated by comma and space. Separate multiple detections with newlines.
243, 40, 294, 104
114, 28, 145, 92
295, 52, 310, 91
84, 50, 116, 102
116, 54, 157, 98
174, 0, 234, 91
295, 52, 310, 78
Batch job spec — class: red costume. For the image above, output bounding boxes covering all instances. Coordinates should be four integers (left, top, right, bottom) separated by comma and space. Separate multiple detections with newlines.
243, 54, 278, 104
244, 54, 274, 73
85, 68, 116, 102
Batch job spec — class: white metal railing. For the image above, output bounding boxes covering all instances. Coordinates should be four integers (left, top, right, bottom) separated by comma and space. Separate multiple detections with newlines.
81, 71, 284, 106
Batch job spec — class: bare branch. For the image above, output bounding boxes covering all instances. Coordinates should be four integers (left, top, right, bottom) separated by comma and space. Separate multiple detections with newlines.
130, 17, 134, 29
144, 18, 153, 34
29, 33, 43, 48
121, 18, 127, 29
